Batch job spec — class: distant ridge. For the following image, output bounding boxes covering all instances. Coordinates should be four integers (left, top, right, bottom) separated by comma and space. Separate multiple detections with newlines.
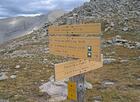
0, 10, 65, 44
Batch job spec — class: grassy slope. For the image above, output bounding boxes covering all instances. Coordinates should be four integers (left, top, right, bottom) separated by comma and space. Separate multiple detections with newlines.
0, 33, 140, 102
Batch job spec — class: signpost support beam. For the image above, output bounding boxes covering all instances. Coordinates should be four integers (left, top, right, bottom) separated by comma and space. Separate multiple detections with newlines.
69, 16, 85, 102
70, 74, 85, 102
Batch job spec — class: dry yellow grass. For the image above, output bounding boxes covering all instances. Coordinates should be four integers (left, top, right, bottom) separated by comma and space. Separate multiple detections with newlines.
0, 33, 140, 102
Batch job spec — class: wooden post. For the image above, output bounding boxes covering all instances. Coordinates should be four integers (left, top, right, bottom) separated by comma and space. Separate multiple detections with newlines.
69, 14, 85, 102
70, 74, 85, 102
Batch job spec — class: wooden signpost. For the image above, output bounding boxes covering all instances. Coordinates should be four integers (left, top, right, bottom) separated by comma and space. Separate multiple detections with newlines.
48, 23, 103, 102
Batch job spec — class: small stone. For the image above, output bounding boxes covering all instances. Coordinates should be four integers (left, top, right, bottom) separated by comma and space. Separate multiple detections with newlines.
0, 72, 8, 81
49, 75, 55, 82
136, 42, 140, 49
111, 52, 116, 54
120, 59, 129, 63
51, 63, 55, 65
93, 96, 102, 102
103, 58, 116, 64
123, 27, 128, 31
106, 40, 113, 44
24, 68, 27, 70
15, 71, 19, 74
41, 80, 44, 82
0, 99, 9, 102
102, 80, 116, 87
43, 59, 48, 63
84, 81, 93, 89
110, 22, 115, 27
116, 35, 121, 39
15, 65, 20, 69
44, 59, 48, 61
47, 70, 50, 73
124, 17, 128, 21
137, 77, 140, 81
10, 75, 16, 79
34, 82, 38, 85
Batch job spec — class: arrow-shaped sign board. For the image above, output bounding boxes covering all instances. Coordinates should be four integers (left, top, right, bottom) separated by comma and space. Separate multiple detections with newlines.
55, 56, 103, 81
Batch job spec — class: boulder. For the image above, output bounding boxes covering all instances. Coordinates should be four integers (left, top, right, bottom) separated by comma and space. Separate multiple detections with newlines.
39, 76, 68, 101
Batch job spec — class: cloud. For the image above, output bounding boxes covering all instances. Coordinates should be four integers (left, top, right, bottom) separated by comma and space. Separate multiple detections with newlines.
0, 0, 90, 18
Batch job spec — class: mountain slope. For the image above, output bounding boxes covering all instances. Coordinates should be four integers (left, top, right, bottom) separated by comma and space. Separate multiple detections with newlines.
54, 0, 140, 33
0, 10, 65, 44
0, 0, 139, 102
0, 29, 139, 102
0, 15, 48, 43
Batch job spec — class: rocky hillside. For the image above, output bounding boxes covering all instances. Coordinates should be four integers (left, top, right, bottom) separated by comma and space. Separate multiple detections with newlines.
54, 0, 140, 33
0, 10, 65, 44
0, 29, 139, 102
0, 0, 140, 102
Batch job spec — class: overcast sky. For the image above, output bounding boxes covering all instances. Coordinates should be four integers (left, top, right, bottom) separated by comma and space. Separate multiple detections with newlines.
0, 0, 90, 19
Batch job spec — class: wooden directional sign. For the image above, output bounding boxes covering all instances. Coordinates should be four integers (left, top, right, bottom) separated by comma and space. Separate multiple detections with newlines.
48, 23, 101, 36
49, 36, 101, 61
55, 56, 103, 81
68, 82, 77, 101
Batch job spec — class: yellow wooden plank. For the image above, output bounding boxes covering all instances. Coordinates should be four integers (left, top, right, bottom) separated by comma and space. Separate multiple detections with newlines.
48, 23, 101, 36
49, 36, 101, 61
55, 55, 103, 81
68, 82, 77, 101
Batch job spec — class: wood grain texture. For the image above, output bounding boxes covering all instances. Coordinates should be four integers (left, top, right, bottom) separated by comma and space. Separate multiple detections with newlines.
48, 23, 101, 36
55, 57, 103, 81
49, 36, 101, 60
